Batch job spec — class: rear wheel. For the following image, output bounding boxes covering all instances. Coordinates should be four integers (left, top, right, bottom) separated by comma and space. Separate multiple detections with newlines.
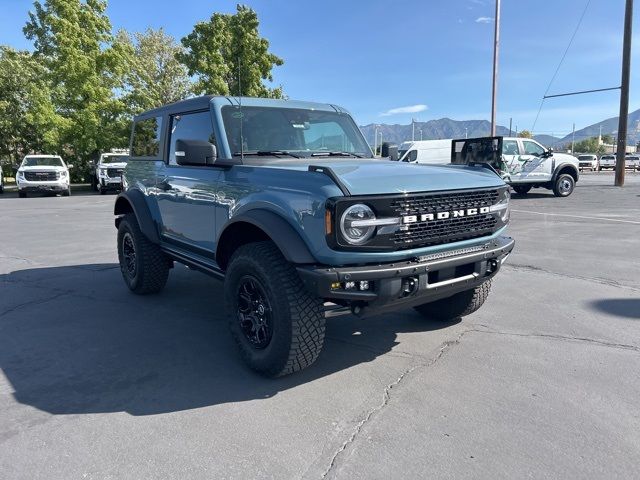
414, 281, 492, 321
553, 173, 575, 197
225, 241, 325, 377
512, 184, 532, 195
117, 213, 170, 294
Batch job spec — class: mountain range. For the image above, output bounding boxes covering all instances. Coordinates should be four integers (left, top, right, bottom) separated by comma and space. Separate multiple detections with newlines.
359, 108, 640, 148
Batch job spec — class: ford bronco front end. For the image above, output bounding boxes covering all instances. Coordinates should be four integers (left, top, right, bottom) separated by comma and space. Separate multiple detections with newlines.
114, 96, 514, 377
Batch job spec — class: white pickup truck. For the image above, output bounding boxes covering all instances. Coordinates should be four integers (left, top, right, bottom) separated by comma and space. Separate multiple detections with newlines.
94, 151, 129, 194
599, 154, 616, 170
451, 136, 579, 197
16, 154, 72, 198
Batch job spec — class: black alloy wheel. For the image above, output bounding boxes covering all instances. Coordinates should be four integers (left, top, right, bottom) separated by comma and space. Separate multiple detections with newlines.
122, 231, 137, 280
236, 275, 274, 349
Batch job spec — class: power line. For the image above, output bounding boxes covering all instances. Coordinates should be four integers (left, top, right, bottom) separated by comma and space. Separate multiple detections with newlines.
531, 0, 593, 131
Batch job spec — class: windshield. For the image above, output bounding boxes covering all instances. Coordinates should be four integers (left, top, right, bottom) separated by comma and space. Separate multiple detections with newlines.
101, 155, 129, 164
221, 106, 372, 158
578, 155, 594, 160
22, 157, 63, 167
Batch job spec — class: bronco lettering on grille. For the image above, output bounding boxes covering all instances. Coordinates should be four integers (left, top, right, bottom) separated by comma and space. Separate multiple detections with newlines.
402, 206, 490, 224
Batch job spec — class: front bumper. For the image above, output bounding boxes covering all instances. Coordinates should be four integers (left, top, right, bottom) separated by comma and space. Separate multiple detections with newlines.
100, 176, 122, 189
18, 181, 69, 192
297, 235, 514, 316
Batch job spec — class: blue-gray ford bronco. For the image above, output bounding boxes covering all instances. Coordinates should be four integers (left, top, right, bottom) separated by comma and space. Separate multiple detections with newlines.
114, 96, 514, 377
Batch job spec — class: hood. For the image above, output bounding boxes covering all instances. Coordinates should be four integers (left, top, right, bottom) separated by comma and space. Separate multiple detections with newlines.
263, 159, 505, 195
99, 162, 127, 169
554, 153, 579, 165
19, 165, 67, 172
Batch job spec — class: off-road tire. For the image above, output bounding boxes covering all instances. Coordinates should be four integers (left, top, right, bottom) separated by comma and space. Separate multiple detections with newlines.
414, 280, 492, 321
553, 173, 575, 197
225, 241, 325, 377
117, 213, 169, 294
512, 185, 532, 195
19, 191, 26, 198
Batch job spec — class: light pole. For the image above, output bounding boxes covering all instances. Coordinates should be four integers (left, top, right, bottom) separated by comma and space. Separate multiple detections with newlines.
465, 127, 468, 139
419, 129, 423, 140
490, 0, 501, 136
615, 0, 633, 186
373, 124, 380, 156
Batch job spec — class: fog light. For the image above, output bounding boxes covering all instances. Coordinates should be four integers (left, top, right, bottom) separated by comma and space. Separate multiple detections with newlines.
359, 281, 370, 291
401, 277, 419, 297
331, 282, 341, 290
345, 281, 356, 289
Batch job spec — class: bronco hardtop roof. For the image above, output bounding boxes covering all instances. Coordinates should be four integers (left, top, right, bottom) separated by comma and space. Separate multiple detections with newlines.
134, 96, 350, 121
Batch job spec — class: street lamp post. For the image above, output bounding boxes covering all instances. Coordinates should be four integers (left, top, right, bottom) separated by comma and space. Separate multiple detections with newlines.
490, 0, 501, 136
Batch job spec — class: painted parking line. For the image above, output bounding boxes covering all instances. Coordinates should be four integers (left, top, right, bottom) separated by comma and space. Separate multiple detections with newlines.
511, 209, 640, 225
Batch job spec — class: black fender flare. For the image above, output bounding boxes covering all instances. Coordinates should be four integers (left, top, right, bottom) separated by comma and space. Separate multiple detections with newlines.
552, 163, 579, 183
218, 210, 316, 265
113, 190, 160, 244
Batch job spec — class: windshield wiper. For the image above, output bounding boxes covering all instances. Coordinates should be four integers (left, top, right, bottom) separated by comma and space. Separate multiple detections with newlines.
310, 151, 365, 158
233, 150, 302, 158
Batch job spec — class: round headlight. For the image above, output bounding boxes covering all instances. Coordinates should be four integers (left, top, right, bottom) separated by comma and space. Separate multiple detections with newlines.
340, 204, 376, 245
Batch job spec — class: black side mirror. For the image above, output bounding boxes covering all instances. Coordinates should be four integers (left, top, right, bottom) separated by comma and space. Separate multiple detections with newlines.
175, 139, 217, 166
543, 147, 554, 158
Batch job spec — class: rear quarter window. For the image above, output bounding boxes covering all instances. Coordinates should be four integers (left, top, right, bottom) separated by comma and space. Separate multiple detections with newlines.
131, 116, 163, 158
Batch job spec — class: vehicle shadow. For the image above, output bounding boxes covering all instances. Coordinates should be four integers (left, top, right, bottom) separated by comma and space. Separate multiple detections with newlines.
590, 298, 640, 320
509, 192, 554, 200
0, 264, 459, 416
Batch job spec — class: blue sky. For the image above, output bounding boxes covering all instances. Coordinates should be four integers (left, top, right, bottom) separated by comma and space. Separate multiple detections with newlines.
1, 0, 638, 136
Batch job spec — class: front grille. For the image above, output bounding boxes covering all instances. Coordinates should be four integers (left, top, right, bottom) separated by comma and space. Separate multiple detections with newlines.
107, 168, 123, 178
25, 171, 58, 181
390, 189, 500, 248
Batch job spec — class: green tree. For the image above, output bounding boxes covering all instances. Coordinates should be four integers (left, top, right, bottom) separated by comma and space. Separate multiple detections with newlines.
601, 134, 614, 144
121, 28, 192, 113
180, 4, 284, 98
573, 137, 606, 155
24, 0, 133, 178
518, 130, 532, 139
0, 47, 61, 165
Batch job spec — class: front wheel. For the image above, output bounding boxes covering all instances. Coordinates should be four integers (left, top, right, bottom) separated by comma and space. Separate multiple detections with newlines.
553, 173, 575, 197
512, 185, 532, 195
63, 187, 70, 197
18, 191, 26, 198
117, 213, 170, 294
225, 241, 325, 377
414, 281, 492, 321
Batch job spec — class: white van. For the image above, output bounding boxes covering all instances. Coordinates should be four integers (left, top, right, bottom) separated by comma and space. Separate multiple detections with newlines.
396, 139, 452, 164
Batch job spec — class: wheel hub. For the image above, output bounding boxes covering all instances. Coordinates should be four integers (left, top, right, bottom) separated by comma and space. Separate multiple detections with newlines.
237, 276, 273, 349
122, 232, 137, 277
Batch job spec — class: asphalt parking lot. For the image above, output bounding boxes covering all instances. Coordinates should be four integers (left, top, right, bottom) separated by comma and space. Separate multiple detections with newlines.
1, 172, 639, 479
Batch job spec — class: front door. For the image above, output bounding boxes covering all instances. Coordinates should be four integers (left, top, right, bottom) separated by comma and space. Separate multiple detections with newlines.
511, 139, 552, 181
156, 110, 221, 254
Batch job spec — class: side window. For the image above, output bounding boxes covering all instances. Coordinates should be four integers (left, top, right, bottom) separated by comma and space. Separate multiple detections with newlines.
522, 140, 546, 156
168, 111, 216, 165
132, 117, 163, 157
503, 140, 520, 155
